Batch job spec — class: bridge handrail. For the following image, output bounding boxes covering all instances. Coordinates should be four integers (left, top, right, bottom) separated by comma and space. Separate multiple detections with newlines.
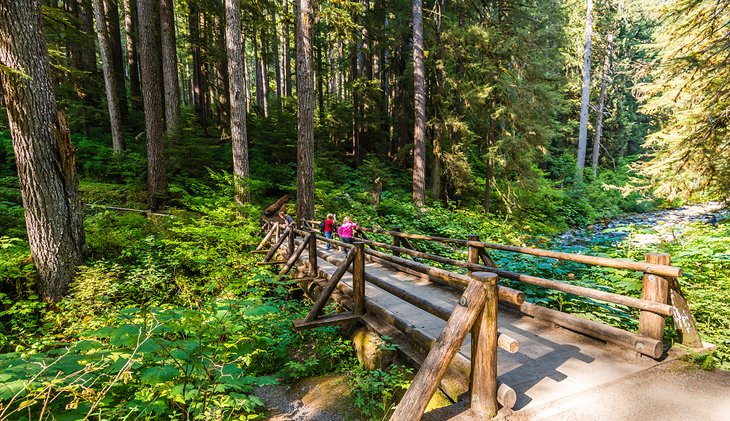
355, 236, 674, 317
359, 227, 682, 278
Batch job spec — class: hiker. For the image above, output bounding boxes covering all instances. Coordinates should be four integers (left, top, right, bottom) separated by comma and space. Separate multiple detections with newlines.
320, 214, 336, 250
337, 217, 358, 252
279, 211, 295, 229
711, 214, 717, 227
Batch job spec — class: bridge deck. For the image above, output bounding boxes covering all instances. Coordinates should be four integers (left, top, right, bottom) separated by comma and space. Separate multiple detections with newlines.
304, 245, 659, 412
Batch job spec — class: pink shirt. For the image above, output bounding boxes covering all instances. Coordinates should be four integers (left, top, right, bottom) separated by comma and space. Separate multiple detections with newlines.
337, 222, 357, 238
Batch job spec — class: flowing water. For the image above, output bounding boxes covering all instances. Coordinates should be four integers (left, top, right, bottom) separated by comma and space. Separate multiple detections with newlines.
554, 202, 727, 251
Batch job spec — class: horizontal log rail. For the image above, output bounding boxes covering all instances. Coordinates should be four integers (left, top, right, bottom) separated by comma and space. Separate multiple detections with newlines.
359, 227, 682, 278
354, 237, 674, 317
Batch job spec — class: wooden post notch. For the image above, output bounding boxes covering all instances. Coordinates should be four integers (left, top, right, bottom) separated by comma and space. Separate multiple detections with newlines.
292, 245, 363, 330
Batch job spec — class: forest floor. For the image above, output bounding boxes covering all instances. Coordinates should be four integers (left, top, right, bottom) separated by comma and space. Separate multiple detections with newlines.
253, 359, 730, 420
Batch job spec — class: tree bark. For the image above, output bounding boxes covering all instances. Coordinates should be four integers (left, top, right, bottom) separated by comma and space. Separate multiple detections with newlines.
592, 30, 614, 176
137, 0, 168, 209
92, 0, 125, 153
260, 27, 270, 117
296, 0, 315, 224
575, 0, 593, 182
0, 0, 85, 301
273, 7, 282, 99
412, 0, 426, 206
102, 0, 128, 121
215, 11, 230, 126
124, 0, 142, 111
160, 0, 181, 130
225, 0, 250, 204
189, 1, 207, 129
284, 0, 292, 97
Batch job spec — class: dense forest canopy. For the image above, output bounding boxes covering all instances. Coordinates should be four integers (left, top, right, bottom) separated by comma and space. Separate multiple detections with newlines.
0, 0, 728, 418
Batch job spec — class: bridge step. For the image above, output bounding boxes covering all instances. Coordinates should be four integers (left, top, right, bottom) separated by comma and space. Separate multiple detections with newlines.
292, 312, 361, 331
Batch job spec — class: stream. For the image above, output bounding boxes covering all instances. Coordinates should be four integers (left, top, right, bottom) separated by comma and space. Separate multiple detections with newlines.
553, 202, 727, 252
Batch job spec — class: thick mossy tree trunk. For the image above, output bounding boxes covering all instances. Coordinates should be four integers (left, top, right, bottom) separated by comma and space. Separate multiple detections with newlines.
296, 0, 315, 224
92, 0, 125, 154
225, 0, 250, 204
412, 0, 426, 206
0, 0, 85, 302
160, 0, 181, 131
137, 0, 168, 209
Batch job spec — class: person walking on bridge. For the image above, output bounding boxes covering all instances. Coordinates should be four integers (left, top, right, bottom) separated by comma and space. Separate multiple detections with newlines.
322, 214, 336, 250
337, 217, 358, 255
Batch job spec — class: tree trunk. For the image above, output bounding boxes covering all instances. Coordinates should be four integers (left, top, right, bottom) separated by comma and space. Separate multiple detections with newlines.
575, 0, 593, 182
215, 12, 230, 126
92, 0, 125, 153
102, 0, 128, 121
284, 0, 292, 97
273, 8, 282, 99
412, 0, 426, 206
160, 0, 181, 130
225, 0, 250, 204
254, 36, 264, 114
260, 28, 270, 117
137, 0, 168, 209
189, 2, 207, 129
296, 0, 315, 224
0, 0, 85, 301
124, 0, 142, 111
351, 31, 360, 166
592, 30, 613, 176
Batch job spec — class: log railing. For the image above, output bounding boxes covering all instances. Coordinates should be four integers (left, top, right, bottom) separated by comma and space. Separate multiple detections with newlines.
258, 219, 704, 418
258, 223, 518, 418
301, 220, 702, 355
359, 226, 702, 354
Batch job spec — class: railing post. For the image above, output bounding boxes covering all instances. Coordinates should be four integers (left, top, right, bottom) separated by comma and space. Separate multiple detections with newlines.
467, 234, 480, 275
392, 226, 401, 257
639, 253, 670, 343
287, 226, 295, 257
309, 232, 318, 277
470, 271, 499, 418
353, 242, 365, 315
274, 222, 280, 242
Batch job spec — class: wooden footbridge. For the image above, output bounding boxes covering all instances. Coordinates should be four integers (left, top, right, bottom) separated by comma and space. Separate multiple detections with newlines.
256, 220, 707, 420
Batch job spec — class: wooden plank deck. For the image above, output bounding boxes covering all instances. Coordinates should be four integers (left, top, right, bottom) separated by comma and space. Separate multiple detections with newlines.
295, 243, 659, 413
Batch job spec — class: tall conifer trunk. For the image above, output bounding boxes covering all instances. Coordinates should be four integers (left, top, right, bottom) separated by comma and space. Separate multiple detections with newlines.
0, 0, 85, 301
160, 0, 181, 130
225, 0, 250, 204
103, 0, 128, 120
296, 0, 315, 224
91, 0, 125, 153
124, 0, 142, 111
576, 0, 593, 182
592, 31, 614, 176
412, 0, 426, 206
137, 0, 168, 209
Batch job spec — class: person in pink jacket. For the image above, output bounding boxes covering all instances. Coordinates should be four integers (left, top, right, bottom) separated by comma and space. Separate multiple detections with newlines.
337, 217, 358, 247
